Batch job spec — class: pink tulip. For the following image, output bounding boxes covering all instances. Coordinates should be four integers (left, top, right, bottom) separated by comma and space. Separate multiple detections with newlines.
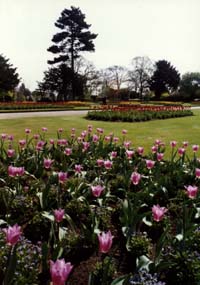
50, 259, 73, 285
130, 171, 141, 185
97, 159, 104, 167
110, 151, 117, 159
178, 147, 185, 156
25, 128, 31, 134
122, 129, 127, 135
92, 134, 99, 143
155, 139, 161, 146
42, 127, 48, 132
34, 134, 39, 140
8, 166, 25, 177
1, 133, 7, 140
58, 128, 63, 133
96, 128, 104, 134
49, 139, 55, 145
75, 164, 82, 173
170, 141, 177, 148
82, 142, 90, 151
64, 148, 72, 156
58, 172, 68, 184
81, 130, 87, 138
151, 145, 158, 153
88, 125, 93, 133
104, 136, 111, 142
196, 168, 200, 178
3, 224, 22, 246
57, 139, 67, 146
126, 150, 134, 159
152, 205, 168, 222
44, 158, 53, 169
91, 185, 104, 197
7, 149, 15, 158
97, 231, 113, 253
192, 145, 199, 152
124, 141, 131, 149
71, 128, 76, 133
137, 147, 144, 156
185, 185, 198, 199
104, 160, 113, 169
19, 139, 26, 147
113, 137, 119, 143
157, 152, 164, 161
146, 160, 155, 169
182, 141, 188, 148
8, 134, 14, 141
36, 140, 45, 151
54, 209, 65, 223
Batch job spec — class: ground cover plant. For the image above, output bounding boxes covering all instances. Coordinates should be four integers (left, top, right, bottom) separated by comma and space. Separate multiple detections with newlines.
0, 126, 200, 284
87, 104, 193, 122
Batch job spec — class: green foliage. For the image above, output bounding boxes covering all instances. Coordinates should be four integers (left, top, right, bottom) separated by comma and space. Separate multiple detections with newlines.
150, 60, 180, 98
0, 54, 20, 95
86, 109, 193, 122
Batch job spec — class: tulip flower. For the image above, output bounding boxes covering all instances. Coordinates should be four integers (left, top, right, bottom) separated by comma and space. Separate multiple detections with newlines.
113, 137, 119, 143
54, 209, 65, 223
178, 147, 185, 156
170, 141, 177, 148
58, 172, 68, 184
42, 127, 48, 132
97, 231, 113, 253
3, 224, 22, 246
146, 159, 155, 170
110, 151, 117, 159
151, 145, 158, 153
157, 152, 164, 161
97, 159, 104, 167
75, 164, 82, 173
130, 171, 141, 185
104, 160, 113, 169
25, 128, 31, 134
185, 185, 198, 199
196, 168, 200, 178
64, 148, 72, 156
8, 166, 25, 177
91, 185, 104, 197
1, 133, 7, 140
44, 158, 53, 169
137, 147, 144, 155
50, 259, 73, 285
152, 205, 168, 222
192, 145, 199, 152
126, 150, 134, 159
122, 129, 127, 135
92, 134, 99, 143
7, 149, 15, 158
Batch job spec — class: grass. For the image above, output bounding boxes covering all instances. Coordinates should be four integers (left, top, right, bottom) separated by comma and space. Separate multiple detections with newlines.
0, 110, 200, 157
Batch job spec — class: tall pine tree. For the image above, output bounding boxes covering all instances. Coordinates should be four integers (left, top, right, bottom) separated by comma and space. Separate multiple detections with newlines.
47, 6, 97, 100
149, 60, 180, 98
0, 54, 19, 93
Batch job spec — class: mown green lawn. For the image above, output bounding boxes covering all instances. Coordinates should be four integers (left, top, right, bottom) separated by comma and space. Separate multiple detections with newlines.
0, 110, 200, 157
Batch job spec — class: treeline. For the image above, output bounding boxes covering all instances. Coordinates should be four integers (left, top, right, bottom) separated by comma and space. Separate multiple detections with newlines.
0, 6, 200, 102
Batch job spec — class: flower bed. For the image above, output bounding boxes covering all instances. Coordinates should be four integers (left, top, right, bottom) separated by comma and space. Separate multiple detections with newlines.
0, 128, 200, 284
0, 101, 91, 111
87, 107, 193, 122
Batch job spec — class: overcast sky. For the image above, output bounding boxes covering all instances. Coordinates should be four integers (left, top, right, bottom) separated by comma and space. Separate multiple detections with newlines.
0, 0, 200, 90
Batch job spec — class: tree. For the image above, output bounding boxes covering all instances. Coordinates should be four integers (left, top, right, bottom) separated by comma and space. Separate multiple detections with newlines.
128, 56, 154, 99
179, 72, 200, 100
149, 60, 180, 99
47, 6, 97, 99
38, 64, 85, 101
0, 54, 20, 94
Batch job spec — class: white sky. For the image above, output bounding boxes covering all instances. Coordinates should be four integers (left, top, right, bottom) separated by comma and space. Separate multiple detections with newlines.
0, 0, 200, 90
